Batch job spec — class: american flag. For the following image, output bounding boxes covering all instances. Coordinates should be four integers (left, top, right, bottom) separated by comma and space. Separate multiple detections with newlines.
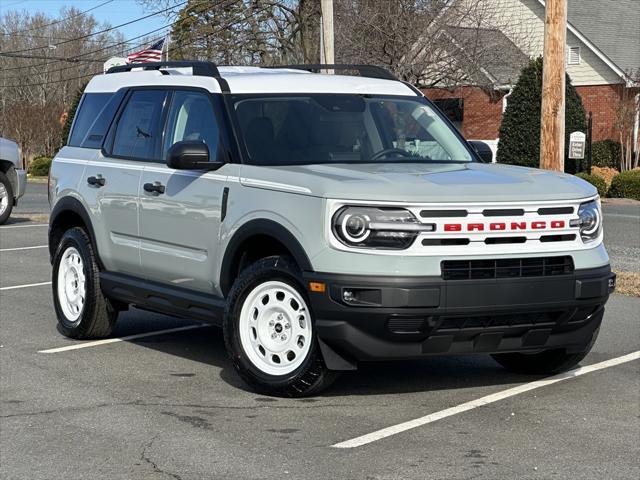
126, 38, 165, 64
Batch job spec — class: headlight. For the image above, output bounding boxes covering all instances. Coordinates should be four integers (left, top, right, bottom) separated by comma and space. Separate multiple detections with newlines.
332, 206, 434, 249
570, 200, 602, 243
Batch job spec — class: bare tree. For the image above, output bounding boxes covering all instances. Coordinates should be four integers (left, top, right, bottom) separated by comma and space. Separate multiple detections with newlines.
139, 0, 321, 64
615, 69, 640, 171
0, 6, 125, 158
335, 0, 530, 88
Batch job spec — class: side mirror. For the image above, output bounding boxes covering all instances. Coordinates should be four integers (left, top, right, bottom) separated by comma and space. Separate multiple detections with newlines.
166, 141, 222, 170
468, 140, 494, 163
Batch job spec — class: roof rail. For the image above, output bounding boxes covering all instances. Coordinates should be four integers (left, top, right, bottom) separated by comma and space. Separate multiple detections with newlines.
106, 61, 220, 77
266, 64, 397, 81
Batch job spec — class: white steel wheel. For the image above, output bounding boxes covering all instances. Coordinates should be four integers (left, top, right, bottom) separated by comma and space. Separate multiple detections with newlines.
238, 280, 312, 376
0, 181, 8, 217
56, 246, 86, 322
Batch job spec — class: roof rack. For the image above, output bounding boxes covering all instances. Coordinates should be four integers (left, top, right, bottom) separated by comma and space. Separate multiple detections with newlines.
106, 61, 220, 77
266, 64, 398, 81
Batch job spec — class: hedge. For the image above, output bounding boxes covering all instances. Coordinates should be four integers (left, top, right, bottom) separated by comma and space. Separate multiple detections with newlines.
592, 140, 621, 169
497, 57, 586, 169
575, 172, 607, 197
608, 170, 640, 200
28, 156, 52, 176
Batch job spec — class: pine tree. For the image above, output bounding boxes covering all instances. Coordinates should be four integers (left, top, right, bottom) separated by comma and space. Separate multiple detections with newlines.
497, 57, 586, 170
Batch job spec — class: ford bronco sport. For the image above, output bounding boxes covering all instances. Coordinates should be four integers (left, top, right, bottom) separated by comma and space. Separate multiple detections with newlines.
48, 61, 615, 396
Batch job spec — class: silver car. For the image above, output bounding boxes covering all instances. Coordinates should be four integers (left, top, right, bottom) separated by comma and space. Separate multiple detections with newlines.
0, 137, 27, 224
48, 62, 615, 396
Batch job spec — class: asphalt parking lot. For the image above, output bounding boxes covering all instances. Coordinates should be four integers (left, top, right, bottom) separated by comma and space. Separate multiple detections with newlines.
1, 183, 639, 479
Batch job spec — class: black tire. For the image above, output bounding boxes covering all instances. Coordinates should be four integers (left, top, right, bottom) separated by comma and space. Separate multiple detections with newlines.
0, 171, 14, 225
491, 328, 600, 375
223, 255, 337, 397
52, 227, 117, 339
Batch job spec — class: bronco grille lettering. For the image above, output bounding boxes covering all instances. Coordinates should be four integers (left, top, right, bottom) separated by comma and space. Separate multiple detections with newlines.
442, 220, 566, 232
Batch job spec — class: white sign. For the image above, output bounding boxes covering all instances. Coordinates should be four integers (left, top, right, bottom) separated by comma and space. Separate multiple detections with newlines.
569, 131, 586, 159
103, 57, 127, 73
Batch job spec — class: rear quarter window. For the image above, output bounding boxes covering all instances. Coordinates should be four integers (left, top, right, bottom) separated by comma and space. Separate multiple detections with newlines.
67, 93, 113, 147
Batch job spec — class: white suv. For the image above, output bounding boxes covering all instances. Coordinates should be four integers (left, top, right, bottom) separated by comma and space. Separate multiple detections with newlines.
0, 137, 27, 224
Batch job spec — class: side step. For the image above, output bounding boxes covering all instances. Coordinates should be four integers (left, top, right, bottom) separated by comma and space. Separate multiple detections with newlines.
100, 272, 225, 325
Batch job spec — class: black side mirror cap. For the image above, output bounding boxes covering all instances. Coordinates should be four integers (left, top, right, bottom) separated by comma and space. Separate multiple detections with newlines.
468, 140, 494, 163
166, 141, 223, 170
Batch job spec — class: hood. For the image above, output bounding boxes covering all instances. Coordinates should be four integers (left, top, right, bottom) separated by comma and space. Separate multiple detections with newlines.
241, 162, 597, 203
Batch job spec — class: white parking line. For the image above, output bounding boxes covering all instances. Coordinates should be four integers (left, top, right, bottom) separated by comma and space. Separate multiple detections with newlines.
332, 350, 640, 449
0, 245, 48, 252
38, 324, 210, 353
0, 281, 52, 291
0, 224, 48, 229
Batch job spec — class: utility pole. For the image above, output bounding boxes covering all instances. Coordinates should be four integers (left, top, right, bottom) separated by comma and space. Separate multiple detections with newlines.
321, 0, 334, 65
539, 0, 567, 172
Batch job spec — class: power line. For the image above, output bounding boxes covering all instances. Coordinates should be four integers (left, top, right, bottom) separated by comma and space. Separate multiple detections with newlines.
0, 0, 187, 55
0, 0, 115, 35
1, 0, 271, 89
0, 0, 217, 77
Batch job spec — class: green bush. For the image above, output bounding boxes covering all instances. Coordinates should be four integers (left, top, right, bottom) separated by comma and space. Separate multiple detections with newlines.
575, 172, 607, 197
28, 156, 52, 176
497, 57, 586, 169
591, 140, 621, 169
608, 170, 640, 200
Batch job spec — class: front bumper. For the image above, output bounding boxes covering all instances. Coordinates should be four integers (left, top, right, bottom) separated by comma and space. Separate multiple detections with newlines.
304, 265, 615, 366
15, 169, 27, 200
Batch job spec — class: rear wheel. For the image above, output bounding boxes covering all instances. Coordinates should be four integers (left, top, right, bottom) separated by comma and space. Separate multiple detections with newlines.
0, 171, 14, 225
52, 227, 117, 339
492, 328, 600, 374
223, 256, 337, 397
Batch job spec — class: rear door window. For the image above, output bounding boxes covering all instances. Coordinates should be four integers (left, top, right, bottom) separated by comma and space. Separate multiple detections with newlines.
111, 90, 167, 161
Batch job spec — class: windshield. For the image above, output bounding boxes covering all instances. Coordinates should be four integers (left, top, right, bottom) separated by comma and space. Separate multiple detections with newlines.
231, 94, 474, 165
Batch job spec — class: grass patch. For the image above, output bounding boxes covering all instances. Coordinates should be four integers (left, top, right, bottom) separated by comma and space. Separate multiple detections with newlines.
615, 271, 640, 297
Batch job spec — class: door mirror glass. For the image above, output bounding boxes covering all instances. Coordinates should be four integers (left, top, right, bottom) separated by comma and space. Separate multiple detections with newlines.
166, 140, 217, 169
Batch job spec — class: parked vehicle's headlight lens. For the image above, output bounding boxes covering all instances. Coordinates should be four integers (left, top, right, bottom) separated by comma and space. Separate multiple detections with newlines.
332, 206, 434, 249
571, 200, 602, 243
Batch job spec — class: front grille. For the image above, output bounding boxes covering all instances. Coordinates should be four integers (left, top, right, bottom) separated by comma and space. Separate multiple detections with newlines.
441, 256, 574, 280
438, 311, 564, 331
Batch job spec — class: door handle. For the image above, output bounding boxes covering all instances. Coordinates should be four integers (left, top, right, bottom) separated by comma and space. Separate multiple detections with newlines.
143, 182, 165, 194
87, 175, 105, 187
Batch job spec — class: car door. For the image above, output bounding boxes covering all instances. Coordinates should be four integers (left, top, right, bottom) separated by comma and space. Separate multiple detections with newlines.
139, 89, 233, 294
81, 89, 167, 275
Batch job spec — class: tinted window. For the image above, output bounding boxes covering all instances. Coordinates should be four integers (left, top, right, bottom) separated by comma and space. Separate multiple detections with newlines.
112, 90, 166, 160
79, 90, 125, 149
163, 91, 220, 160
232, 94, 473, 166
68, 93, 112, 147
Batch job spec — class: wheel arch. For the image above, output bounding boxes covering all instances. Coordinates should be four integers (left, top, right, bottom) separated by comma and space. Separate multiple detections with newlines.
49, 197, 100, 266
220, 219, 313, 297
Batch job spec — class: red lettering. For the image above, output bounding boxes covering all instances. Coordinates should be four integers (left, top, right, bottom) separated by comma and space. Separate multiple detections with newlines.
467, 223, 485, 232
511, 222, 527, 230
490, 223, 506, 231
550, 220, 565, 229
532, 221, 546, 229
444, 224, 462, 232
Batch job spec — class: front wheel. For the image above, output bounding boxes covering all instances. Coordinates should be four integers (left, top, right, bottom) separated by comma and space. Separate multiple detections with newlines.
223, 256, 336, 397
52, 227, 118, 339
491, 328, 600, 375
